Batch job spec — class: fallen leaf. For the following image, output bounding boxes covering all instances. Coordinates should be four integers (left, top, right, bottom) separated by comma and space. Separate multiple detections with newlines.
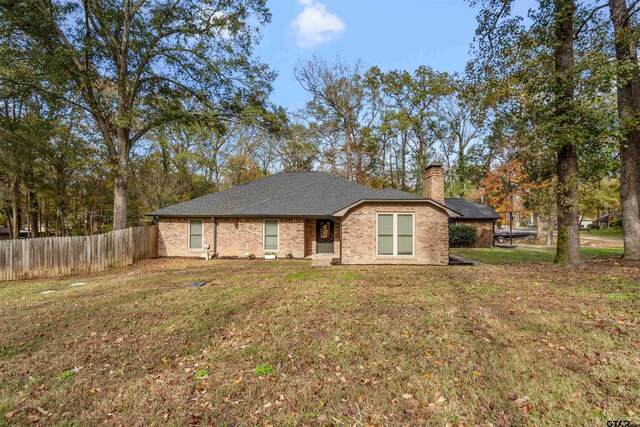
402, 394, 414, 400
514, 396, 530, 407
114, 337, 124, 344
162, 356, 169, 365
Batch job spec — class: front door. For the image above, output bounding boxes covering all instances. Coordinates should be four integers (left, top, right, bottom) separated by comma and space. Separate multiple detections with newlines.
316, 219, 334, 254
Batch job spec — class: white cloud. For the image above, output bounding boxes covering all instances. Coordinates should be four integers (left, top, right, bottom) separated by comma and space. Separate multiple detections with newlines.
292, 0, 345, 48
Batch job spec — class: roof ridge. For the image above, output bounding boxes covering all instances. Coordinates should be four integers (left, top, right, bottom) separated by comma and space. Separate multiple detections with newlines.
228, 175, 332, 215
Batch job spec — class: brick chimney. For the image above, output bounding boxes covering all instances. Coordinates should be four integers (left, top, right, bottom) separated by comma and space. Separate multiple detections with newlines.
423, 164, 445, 203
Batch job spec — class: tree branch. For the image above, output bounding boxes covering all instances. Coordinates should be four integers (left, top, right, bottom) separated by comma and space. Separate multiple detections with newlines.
574, 3, 608, 38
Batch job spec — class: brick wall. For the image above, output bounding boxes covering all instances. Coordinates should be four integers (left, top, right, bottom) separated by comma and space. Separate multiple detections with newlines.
304, 219, 316, 257
158, 218, 214, 257
304, 219, 341, 257
452, 219, 495, 248
423, 164, 445, 203
340, 202, 449, 265
158, 217, 306, 258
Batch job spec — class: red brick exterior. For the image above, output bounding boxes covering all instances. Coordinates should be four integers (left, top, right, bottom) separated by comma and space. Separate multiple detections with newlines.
303, 219, 342, 258
340, 202, 449, 265
158, 218, 214, 257
423, 164, 445, 204
158, 202, 447, 264
158, 217, 307, 258
215, 218, 305, 258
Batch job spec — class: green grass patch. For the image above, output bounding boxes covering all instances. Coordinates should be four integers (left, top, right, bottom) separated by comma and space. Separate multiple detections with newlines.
604, 292, 636, 301
339, 271, 359, 281
451, 246, 624, 264
284, 271, 316, 281
580, 228, 623, 238
59, 370, 75, 379
253, 364, 273, 376
194, 369, 209, 378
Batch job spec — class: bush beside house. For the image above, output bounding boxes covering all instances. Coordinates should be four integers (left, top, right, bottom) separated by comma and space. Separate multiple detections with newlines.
449, 224, 478, 247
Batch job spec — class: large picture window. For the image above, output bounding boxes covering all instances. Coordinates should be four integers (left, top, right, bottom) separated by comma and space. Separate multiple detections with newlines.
377, 213, 414, 256
189, 219, 203, 250
264, 219, 279, 250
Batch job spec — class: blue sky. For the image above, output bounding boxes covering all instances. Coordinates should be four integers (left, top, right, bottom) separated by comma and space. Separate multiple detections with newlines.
255, 0, 480, 111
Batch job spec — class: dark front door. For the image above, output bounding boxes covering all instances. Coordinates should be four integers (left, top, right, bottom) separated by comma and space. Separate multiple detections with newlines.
316, 219, 334, 254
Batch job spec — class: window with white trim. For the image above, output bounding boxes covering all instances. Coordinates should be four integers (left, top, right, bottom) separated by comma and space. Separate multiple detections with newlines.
263, 219, 279, 250
377, 213, 414, 256
189, 219, 203, 250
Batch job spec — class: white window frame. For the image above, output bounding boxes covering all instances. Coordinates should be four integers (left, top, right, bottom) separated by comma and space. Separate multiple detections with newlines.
188, 219, 204, 251
263, 219, 279, 251
376, 213, 415, 257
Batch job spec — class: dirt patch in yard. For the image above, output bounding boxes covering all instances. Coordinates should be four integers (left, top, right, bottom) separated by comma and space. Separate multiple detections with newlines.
0, 258, 639, 425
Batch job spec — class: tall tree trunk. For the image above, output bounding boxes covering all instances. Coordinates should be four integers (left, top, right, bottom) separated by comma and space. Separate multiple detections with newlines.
11, 176, 20, 239
344, 122, 354, 181
113, 127, 130, 230
536, 215, 544, 243
28, 188, 38, 238
401, 132, 407, 191
609, 0, 640, 261
546, 216, 555, 246
553, 0, 583, 266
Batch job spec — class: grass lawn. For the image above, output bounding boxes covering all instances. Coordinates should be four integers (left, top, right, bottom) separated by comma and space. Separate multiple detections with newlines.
581, 228, 623, 239
1, 258, 639, 425
450, 246, 625, 265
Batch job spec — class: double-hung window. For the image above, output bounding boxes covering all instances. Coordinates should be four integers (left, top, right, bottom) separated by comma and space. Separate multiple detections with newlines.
264, 219, 279, 250
377, 213, 414, 256
189, 219, 203, 250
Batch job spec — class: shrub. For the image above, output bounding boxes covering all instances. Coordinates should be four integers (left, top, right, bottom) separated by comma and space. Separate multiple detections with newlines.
449, 224, 478, 248
253, 364, 273, 376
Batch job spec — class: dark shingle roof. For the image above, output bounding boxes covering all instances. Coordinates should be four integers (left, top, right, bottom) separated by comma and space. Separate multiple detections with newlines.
445, 198, 501, 220
149, 171, 434, 217
364, 188, 427, 200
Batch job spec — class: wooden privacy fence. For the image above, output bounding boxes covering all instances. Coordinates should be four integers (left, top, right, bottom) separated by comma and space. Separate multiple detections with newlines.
0, 226, 158, 281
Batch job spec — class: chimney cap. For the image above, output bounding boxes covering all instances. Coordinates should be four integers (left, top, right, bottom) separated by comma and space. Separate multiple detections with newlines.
425, 163, 444, 170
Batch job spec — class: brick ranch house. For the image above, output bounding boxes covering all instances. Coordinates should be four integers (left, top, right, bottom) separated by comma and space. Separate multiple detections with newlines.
148, 164, 499, 265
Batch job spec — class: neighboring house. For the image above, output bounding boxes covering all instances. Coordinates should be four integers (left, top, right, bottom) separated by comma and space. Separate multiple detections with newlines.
0, 226, 10, 241
594, 212, 620, 229
446, 198, 502, 247
149, 164, 495, 265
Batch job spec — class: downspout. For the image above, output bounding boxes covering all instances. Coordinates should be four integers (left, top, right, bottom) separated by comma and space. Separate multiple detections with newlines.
211, 217, 217, 257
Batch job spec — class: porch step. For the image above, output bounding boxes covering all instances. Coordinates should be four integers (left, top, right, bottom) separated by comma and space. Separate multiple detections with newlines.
311, 255, 334, 267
